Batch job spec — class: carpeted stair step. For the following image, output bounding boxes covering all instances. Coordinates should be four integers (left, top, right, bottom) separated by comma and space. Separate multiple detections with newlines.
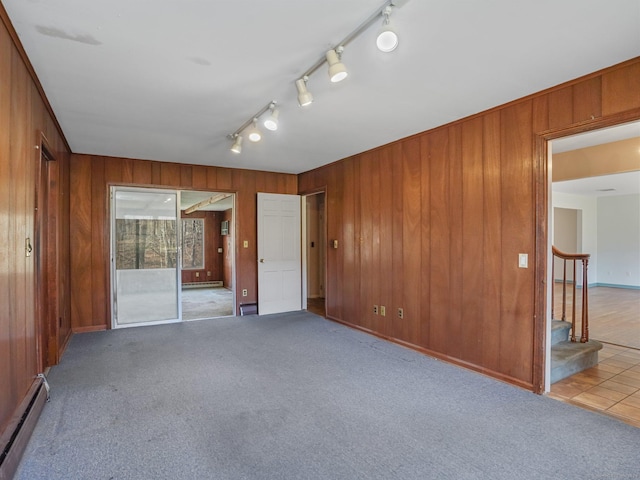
551, 320, 572, 346
550, 340, 603, 384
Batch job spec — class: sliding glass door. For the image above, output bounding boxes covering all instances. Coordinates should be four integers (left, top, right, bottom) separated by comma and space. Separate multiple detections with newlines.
111, 187, 181, 328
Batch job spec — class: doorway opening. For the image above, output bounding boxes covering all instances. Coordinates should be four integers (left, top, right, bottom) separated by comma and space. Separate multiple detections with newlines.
545, 120, 640, 425
304, 192, 326, 317
34, 135, 61, 370
180, 190, 235, 320
110, 187, 235, 328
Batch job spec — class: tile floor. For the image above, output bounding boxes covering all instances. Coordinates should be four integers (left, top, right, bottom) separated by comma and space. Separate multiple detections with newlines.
549, 343, 640, 428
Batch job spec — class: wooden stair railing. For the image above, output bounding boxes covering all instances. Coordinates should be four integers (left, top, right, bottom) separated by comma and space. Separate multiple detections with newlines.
552, 246, 591, 343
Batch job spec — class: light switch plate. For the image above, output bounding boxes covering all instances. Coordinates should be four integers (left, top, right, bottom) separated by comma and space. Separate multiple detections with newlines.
518, 253, 528, 268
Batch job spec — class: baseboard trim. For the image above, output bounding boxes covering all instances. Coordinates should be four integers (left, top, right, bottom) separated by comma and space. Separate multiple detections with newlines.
325, 315, 535, 392
0, 378, 47, 480
72, 325, 106, 333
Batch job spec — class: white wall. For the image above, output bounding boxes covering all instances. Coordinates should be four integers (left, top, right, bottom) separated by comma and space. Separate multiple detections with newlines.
597, 194, 640, 287
552, 192, 598, 284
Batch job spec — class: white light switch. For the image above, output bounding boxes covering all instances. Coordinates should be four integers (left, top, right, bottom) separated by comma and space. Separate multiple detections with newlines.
518, 253, 528, 268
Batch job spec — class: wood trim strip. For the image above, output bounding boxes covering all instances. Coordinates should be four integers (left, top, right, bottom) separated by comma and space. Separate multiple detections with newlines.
0, 378, 47, 480
72, 325, 106, 334
0, 3, 71, 153
326, 315, 534, 391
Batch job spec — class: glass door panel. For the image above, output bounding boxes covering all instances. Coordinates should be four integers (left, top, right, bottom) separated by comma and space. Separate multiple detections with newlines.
112, 188, 180, 327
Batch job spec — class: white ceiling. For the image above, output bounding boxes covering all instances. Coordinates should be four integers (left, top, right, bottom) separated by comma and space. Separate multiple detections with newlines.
552, 121, 640, 154
3, 0, 640, 174
552, 171, 640, 197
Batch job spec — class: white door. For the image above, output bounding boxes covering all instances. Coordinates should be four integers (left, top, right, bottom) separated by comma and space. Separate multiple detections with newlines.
257, 193, 302, 315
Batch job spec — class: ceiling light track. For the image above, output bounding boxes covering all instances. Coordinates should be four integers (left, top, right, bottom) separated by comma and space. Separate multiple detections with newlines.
228, 0, 403, 154
228, 100, 277, 152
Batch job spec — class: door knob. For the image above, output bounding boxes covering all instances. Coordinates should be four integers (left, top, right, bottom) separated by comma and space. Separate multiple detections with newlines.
259, 258, 264, 263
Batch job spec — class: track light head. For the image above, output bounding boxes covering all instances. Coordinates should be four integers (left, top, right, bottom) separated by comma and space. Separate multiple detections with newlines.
247, 118, 262, 142
326, 48, 348, 83
230, 135, 242, 154
263, 103, 279, 131
376, 6, 398, 52
296, 77, 313, 107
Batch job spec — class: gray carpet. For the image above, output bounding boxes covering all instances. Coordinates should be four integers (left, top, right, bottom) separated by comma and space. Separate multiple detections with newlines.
16, 312, 640, 480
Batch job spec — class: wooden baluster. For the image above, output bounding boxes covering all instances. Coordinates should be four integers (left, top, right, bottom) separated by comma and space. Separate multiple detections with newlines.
562, 260, 567, 323
581, 258, 589, 343
551, 258, 555, 319
571, 259, 577, 342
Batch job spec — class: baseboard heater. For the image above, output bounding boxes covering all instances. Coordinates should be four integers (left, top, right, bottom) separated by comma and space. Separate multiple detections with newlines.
0, 377, 48, 480
183, 281, 223, 289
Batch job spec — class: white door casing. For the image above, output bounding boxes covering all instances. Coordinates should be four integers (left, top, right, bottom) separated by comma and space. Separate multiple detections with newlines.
257, 193, 302, 315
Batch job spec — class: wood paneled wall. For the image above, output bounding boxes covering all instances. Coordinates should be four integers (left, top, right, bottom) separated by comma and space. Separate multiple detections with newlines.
0, 10, 71, 442
298, 58, 640, 391
69, 154, 297, 331
180, 210, 224, 284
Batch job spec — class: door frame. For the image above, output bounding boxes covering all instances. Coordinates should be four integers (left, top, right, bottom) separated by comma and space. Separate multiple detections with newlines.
302, 190, 327, 316
110, 186, 182, 329
534, 108, 640, 393
34, 132, 59, 371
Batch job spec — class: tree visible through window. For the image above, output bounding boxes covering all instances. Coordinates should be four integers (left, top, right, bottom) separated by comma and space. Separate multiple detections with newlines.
115, 219, 177, 269
182, 218, 204, 269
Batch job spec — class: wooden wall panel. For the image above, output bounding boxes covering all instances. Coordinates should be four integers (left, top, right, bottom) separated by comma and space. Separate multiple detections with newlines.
602, 61, 640, 115
10, 48, 34, 403
428, 128, 450, 351
359, 152, 375, 331
69, 155, 297, 328
70, 156, 93, 331
499, 101, 534, 383
460, 117, 484, 366
0, 24, 14, 433
481, 111, 502, 374
446, 126, 463, 358
572, 77, 602, 122
401, 138, 422, 346
326, 163, 345, 320
341, 158, 360, 327
1, 11, 71, 445
378, 147, 394, 337
91, 157, 107, 330
418, 137, 431, 347
298, 58, 640, 390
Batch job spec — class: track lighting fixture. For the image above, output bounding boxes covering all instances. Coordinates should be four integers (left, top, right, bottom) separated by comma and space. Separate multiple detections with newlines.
326, 47, 348, 83
263, 103, 279, 131
376, 5, 399, 52
227, 1, 404, 154
247, 118, 262, 142
230, 135, 242, 154
227, 100, 277, 154
296, 77, 313, 107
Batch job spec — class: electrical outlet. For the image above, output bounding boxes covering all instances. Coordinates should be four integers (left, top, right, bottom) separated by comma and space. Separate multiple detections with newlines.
373, 305, 378, 315
380, 306, 386, 316
243, 240, 249, 248
207, 271, 211, 276
398, 308, 404, 319
242, 289, 248, 297
195, 272, 199, 277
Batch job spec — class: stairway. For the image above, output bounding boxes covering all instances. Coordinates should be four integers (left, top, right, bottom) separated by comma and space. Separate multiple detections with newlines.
550, 320, 603, 384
